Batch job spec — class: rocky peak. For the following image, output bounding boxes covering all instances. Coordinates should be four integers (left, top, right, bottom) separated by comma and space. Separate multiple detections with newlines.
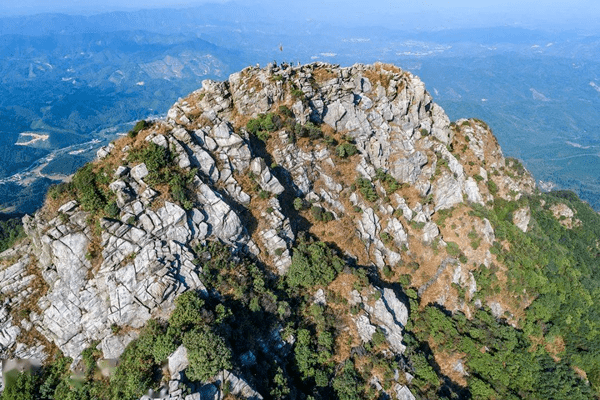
0, 62, 541, 399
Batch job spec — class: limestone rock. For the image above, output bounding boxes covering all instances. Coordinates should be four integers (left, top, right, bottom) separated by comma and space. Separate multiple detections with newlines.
131, 163, 149, 182
395, 384, 416, 400
550, 203, 579, 228
168, 345, 189, 378
363, 288, 408, 354
513, 206, 531, 233
100, 332, 137, 360
434, 174, 463, 211
355, 314, 376, 343
422, 221, 440, 244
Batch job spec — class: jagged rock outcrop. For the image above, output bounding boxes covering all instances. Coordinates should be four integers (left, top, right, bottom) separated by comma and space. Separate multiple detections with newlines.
0, 61, 540, 399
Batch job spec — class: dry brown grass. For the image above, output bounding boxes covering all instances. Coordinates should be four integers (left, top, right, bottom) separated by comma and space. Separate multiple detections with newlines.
544, 335, 566, 357
328, 273, 358, 301
246, 74, 265, 95
361, 64, 399, 91
332, 329, 357, 364
312, 67, 337, 84
573, 366, 588, 381
433, 351, 468, 387
40, 189, 75, 220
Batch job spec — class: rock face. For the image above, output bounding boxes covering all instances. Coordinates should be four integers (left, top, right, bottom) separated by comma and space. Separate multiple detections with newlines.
0, 62, 538, 400
513, 206, 531, 232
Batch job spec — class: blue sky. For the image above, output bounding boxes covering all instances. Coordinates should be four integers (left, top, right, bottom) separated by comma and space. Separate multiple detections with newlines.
1, 0, 598, 31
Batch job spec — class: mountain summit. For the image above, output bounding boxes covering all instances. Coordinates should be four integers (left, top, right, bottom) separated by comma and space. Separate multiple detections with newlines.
0, 62, 597, 399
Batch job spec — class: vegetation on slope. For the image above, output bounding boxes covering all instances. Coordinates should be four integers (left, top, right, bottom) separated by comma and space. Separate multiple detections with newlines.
5, 64, 600, 400
4, 210, 600, 399
0, 216, 25, 253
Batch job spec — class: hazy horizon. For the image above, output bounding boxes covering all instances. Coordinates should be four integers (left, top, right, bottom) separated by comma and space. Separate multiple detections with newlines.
1, 0, 599, 32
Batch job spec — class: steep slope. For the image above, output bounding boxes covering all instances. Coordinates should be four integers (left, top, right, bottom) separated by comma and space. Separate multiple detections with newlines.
0, 62, 597, 399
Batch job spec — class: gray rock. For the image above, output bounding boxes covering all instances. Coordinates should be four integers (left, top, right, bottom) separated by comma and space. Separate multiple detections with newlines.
434, 174, 463, 211
150, 134, 168, 148
422, 221, 439, 244
131, 163, 149, 183
58, 200, 79, 214
168, 345, 189, 378
395, 384, 416, 400
313, 289, 327, 305
391, 151, 428, 184
100, 332, 137, 360
250, 158, 284, 195
214, 370, 263, 399
213, 123, 243, 148
96, 143, 115, 160
355, 314, 376, 342
114, 166, 130, 177
464, 177, 483, 204
363, 288, 408, 354
513, 206, 531, 233
240, 351, 257, 367
358, 208, 380, 244
386, 218, 408, 246
109, 180, 135, 206
482, 218, 495, 244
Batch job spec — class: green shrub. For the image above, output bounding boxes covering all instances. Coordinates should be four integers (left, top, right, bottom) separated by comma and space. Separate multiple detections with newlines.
446, 241, 460, 257
324, 135, 337, 146
287, 240, 344, 288
278, 105, 294, 117
304, 122, 322, 139
291, 84, 304, 99
1, 369, 39, 400
356, 177, 378, 202
336, 143, 358, 158
246, 113, 280, 141
487, 180, 498, 195
293, 197, 305, 211
129, 142, 196, 209
104, 201, 120, 219
169, 291, 205, 331
184, 327, 232, 382
380, 232, 393, 245
128, 142, 170, 184
332, 361, 362, 400
310, 206, 322, 220
310, 206, 334, 222
109, 333, 157, 399
375, 168, 401, 193
128, 120, 147, 138
372, 329, 387, 347
47, 182, 73, 201
410, 221, 425, 230
72, 163, 109, 212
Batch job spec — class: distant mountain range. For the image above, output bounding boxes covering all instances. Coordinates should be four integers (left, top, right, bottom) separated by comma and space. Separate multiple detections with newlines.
1, 6, 599, 213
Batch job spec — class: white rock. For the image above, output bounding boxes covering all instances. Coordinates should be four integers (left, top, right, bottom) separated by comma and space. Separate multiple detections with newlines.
168, 345, 189, 378
513, 206, 531, 233
131, 163, 149, 182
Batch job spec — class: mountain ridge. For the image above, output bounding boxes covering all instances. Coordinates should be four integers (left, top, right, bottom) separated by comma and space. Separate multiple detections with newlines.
0, 62, 597, 399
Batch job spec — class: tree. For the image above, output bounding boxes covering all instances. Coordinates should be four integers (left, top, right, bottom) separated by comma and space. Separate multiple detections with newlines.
183, 327, 232, 382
